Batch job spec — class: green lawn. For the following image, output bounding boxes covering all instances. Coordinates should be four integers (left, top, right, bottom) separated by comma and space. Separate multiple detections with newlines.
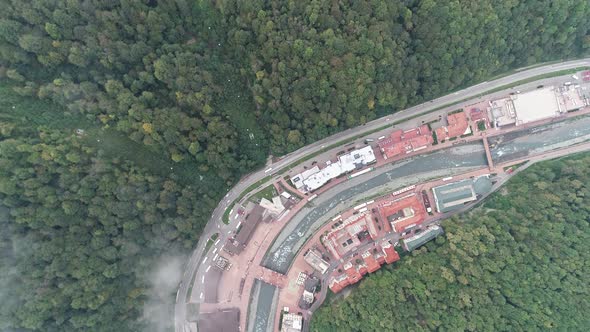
250, 184, 278, 203
477, 121, 487, 131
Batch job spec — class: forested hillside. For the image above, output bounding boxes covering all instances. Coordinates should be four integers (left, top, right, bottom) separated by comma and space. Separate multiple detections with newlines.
311, 154, 590, 331
0, 0, 589, 331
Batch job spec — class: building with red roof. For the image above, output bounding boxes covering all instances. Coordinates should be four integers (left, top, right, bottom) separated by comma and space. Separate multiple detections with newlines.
343, 262, 363, 283
328, 274, 350, 293
381, 241, 400, 264
362, 251, 381, 273
435, 111, 469, 141
329, 242, 401, 293
377, 194, 426, 233
323, 213, 375, 260
378, 125, 433, 159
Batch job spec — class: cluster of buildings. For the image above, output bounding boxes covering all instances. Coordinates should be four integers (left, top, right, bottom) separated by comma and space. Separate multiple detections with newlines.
328, 241, 400, 293
322, 212, 378, 260
377, 125, 433, 159
303, 174, 496, 295
316, 193, 433, 294
291, 146, 376, 192
489, 85, 588, 128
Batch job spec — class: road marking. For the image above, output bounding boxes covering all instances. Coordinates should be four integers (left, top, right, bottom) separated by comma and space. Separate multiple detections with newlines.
214, 239, 220, 245
213, 248, 218, 254
264, 167, 273, 173
206, 265, 211, 272
229, 209, 233, 215
201, 276, 205, 283
202, 257, 208, 264
200, 292, 204, 300
227, 230, 231, 234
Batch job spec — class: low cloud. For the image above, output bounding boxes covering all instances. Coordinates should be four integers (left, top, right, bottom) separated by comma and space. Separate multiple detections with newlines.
141, 255, 185, 332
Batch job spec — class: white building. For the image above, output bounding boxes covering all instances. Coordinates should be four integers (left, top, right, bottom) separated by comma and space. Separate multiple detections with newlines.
281, 312, 303, 332
291, 146, 376, 192
511, 87, 561, 125
490, 87, 564, 127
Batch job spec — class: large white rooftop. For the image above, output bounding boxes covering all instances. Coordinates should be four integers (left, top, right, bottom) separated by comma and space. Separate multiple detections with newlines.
291, 146, 376, 192
512, 87, 561, 125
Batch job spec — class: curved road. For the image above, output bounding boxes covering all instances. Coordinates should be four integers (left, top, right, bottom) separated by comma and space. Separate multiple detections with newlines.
175, 58, 590, 332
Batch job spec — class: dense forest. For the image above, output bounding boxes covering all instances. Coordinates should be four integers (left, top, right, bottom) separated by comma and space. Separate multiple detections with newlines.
311, 153, 590, 331
0, 0, 589, 331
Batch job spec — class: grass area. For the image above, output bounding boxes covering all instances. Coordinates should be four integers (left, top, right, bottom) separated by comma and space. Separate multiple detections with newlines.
205, 239, 214, 251
222, 174, 273, 224
477, 121, 487, 131
205, 232, 220, 251
449, 109, 464, 115
250, 184, 277, 203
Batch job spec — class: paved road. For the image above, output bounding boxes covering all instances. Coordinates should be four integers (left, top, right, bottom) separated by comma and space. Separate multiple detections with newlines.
174, 58, 590, 332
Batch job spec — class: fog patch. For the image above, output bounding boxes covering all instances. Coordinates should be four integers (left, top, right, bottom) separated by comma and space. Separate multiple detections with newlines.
141, 255, 185, 332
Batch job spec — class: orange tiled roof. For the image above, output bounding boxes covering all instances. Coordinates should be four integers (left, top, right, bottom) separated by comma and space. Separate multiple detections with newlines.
436, 111, 469, 141
362, 251, 381, 273
378, 125, 433, 159
378, 195, 426, 233
382, 242, 400, 264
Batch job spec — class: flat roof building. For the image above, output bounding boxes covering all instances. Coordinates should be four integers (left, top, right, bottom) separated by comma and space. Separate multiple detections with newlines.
489, 97, 517, 127
323, 212, 374, 259
432, 176, 492, 213
281, 312, 303, 332
490, 87, 565, 127
303, 249, 330, 274
555, 84, 588, 111
511, 87, 561, 125
223, 204, 267, 255
291, 146, 376, 192
198, 308, 240, 332
403, 226, 444, 251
